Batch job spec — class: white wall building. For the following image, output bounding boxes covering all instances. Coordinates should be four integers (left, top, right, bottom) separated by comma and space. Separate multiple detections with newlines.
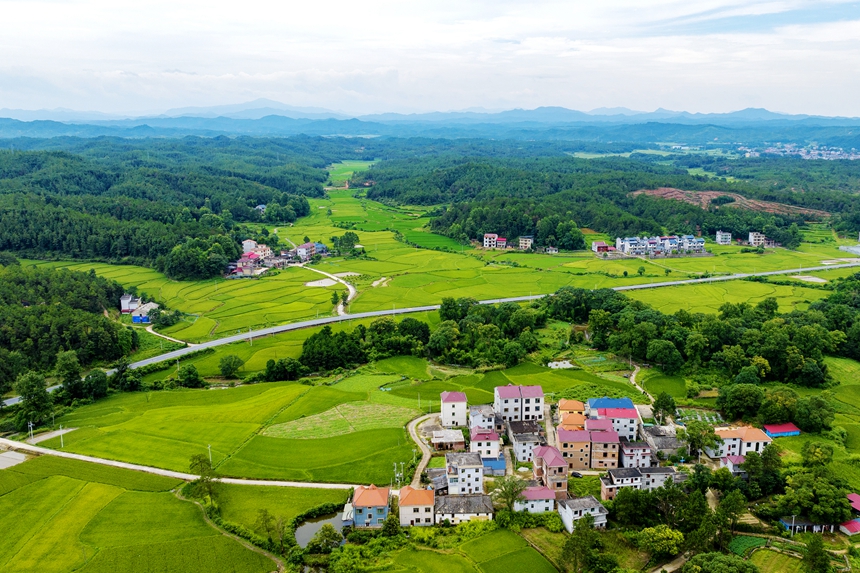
469, 405, 501, 432
242, 239, 258, 253
593, 408, 640, 442
619, 439, 652, 469
470, 429, 500, 459
441, 391, 468, 427
704, 427, 772, 458
514, 486, 556, 514
749, 232, 766, 247
398, 486, 435, 527
446, 453, 484, 495
483, 233, 498, 248
716, 230, 732, 245
557, 496, 608, 531
434, 495, 494, 524
493, 384, 544, 422
511, 432, 542, 463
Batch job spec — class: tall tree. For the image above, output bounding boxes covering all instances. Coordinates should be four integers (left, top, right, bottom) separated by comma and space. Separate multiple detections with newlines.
14, 372, 53, 431
562, 513, 598, 573
492, 475, 527, 512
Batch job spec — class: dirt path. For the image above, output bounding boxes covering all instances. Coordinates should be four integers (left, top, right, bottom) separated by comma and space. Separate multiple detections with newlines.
649, 554, 687, 573
145, 325, 195, 346
303, 265, 358, 316
0, 437, 357, 489
407, 413, 435, 487
629, 365, 653, 402
27, 427, 77, 445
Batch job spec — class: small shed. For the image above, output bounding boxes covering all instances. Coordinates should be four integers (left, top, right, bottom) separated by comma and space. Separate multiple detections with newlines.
763, 423, 801, 438
841, 519, 860, 536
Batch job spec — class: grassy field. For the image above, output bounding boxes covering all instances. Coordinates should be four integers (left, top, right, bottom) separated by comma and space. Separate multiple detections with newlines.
327, 160, 375, 185
45, 375, 420, 484
640, 370, 687, 398
749, 549, 804, 573
218, 484, 348, 533
0, 457, 274, 573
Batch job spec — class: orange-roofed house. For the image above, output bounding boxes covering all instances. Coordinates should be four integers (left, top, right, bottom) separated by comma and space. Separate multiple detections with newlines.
558, 399, 585, 417
399, 486, 435, 527
352, 485, 390, 528
704, 427, 772, 459
559, 412, 587, 431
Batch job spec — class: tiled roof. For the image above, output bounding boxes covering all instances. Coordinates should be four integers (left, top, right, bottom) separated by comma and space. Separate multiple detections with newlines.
716, 426, 772, 442
509, 421, 542, 435
399, 486, 434, 507
558, 399, 584, 411
560, 413, 586, 428
587, 397, 635, 410
495, 384, 543, 399
521, 385, 544, 398
471, 428, 499, 442
841, 519, 860, 533
435, 494, 494, 514
353, 485, 390, 507
597, 408, 639, 419
763, 423, 800, 434
721, 455, 746, 465
446, 452, 483, 468
848, 493, 860, 512
585, 419, 613, 432
590, 430, 619, 443
441, 391, 467, 404
608, 467, 642, 479
534, 445, 566, 467
522, 486, 555, 501
559, 495, 607, 513
557, 428, 590, 443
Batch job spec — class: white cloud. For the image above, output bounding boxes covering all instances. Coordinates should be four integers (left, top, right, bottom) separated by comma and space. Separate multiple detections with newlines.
0, 0, 857, 115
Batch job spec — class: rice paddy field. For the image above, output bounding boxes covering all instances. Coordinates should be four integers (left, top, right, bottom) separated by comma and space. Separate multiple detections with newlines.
0, 456, 274, 573
327, 160, 375, 185
640, 370, 687, 398
749, 549, 804, 573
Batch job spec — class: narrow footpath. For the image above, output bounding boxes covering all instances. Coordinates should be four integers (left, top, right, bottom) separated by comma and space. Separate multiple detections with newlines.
407, 413, 435, 488
303, 265, 358, 316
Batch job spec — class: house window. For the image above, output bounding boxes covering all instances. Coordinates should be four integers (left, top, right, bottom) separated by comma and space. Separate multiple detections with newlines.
413, 508, 420, 513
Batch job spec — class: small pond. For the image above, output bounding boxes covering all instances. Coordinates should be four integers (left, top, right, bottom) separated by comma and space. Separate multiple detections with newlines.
294, 514, 344, 548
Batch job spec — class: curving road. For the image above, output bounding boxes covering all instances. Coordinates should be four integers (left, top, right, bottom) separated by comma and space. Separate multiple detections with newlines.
3, 261, 859, 408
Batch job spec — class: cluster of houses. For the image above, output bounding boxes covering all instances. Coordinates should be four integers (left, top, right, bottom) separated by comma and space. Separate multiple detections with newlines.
120, 294, 160, 323
229, 239, 330, 277
345, 386, 838, 535
482, 234, 538, 251
610, 235, 706, 256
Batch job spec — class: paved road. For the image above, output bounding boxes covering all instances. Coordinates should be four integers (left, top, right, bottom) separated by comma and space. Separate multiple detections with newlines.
4, 261, 859, 408
0, 437, 358, 489
3, 384, 61, 407
27, 427, 77, 445
407, 413, 436, 488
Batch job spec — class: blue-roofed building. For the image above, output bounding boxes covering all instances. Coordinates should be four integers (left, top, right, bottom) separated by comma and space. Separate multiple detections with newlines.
314, 242, 329, 255
482, 454, 506, 476
586, 397, 635, 416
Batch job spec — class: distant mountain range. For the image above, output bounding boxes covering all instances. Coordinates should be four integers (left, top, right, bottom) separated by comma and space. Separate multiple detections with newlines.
1, 100, 859, 146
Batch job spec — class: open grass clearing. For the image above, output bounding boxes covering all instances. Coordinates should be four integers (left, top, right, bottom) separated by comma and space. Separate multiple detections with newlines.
749, 548, 804, 573
219, 484, 348, 534
459, 530, 527, 562
394, 547, 478, 573
375, 356, 434, 380
0, 457, 273, 573
640, 370, 687, 398
327, 160, 375, 185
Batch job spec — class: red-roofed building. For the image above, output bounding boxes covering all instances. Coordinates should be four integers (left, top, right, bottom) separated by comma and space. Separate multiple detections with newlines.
534, 445, 568, 493
296, 242, 316, 261
585, 418, 613, 432
720, 455, 747, 477
848, 493, 860, 513
470, 428, 500, 458
594, 407, 640, 441
763, 423, 801, 438
592, 241, 611, 253
399, 486, 434, 526
493, 384, 544, 422
352, 485, 390, 527
841, 519, 860, 536
590, 430, 620, 470
441, 391, 468, 427
557, 428, 591, 471
514, 486, 556, 513
497, 237, 507, 249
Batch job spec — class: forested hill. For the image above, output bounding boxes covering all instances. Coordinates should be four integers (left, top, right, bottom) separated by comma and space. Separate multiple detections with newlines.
354, 155, 860, 244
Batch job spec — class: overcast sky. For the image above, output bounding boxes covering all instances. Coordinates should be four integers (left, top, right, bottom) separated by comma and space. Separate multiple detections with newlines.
1, 0, 859, 116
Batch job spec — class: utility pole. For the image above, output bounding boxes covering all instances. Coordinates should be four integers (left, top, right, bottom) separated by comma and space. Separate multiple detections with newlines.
208, 444, 212, 464
60, 425, 64, 449
28, 421, 33, 442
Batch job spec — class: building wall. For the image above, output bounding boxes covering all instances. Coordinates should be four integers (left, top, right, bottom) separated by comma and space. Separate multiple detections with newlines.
470, 440, 500, 459
559, 441, 591, 470
399, 505, 434, 526
442, 401, 467, 427
590, 443, 619, 469
514, 499, 554, 513
354, 505, 388, 527
435, 512, 493, 525
610, 418, 638, 441
449, 467, 483, 495
559, 505, 607, 533
513, 439, 537, 462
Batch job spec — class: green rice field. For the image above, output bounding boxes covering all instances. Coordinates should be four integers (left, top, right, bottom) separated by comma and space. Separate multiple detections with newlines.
749, 549, 803, 573
327, 160, 375, 185
640, 370, 687, 398
218, 483, 348, 533
0, 457, 274, 573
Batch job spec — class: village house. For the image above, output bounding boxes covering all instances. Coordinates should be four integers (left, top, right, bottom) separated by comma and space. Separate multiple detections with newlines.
556, 428, 591, 471
840, 495, 860, 536
559, 412, 586, 431
296, 242, 316, 261
496, 237, 507, 249
446, 452, 484, 495
441, 391, 468, 427
131, 302, 160, 324
483, 233, 498, 248
642, 425, 686, 457
600, 467, 680, 501
435, 495, 494, 524
715, 230, 732, 245
780, 517, 835, 535
585, 397, 634, 416
545, 246, 558, 254
511, 430, 543, 463
349, 485, 390, 527
533, 445, 568, 493
514, 486, 556, 514
470, 428, 500, 459
704, 427, 772, 459
558, 399, 585, 417
398, 486, 435, 527
120, 294, 141, 314
584, 418, 614, 433
615, 235, 705, 255
469, 405, 504, 433
432, 430, 465, 451
640, 467, 681, 490
748, 232, 766, 247
720, 455, 747, 478
593, 407, 640, 441
763, 423, 801, 438
558, 496, 608, 532
591, 241, 616, 254
494, 384, 544, 422
589, 430, 620, 470
619, 438, 652, 468
242, 239, 258, 253
519, 236, 534, 250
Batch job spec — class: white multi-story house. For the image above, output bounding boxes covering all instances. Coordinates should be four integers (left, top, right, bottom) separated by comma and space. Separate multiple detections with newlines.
600, 467, 680, 500
615, 235, 705, 255
470, 428, 500, 459
557, 496, 608, 531
469, 405, 503, 433
749, 232, 766, 247
593, 407, 640, 442
716, 230, 732, 245
242, 239, 258, 253
483, 234, 498, 248
640, 467, 680, 490
441, 391, 468, 427
519, 236, 534, 250
398, 486, 435, 527
704, 427, 772, 458
514, 486, 555, 514
493, 384, 544, 422
619, 439, 652, 468
446, 453, 484, 495
296, 242, 316, 261
511, 432, 542, 463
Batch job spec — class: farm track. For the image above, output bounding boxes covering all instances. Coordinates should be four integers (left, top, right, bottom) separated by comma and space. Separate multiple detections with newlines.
104, 261, 860, 375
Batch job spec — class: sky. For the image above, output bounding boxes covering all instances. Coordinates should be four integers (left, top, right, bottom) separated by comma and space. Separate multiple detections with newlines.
1, 0, 859, 116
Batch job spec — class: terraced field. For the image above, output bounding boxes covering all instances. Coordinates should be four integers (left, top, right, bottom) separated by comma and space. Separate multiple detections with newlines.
0, 457, 274, 573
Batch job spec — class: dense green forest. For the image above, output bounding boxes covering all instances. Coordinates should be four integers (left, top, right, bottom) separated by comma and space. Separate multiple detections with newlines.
355, 156, 815, 245
0, 257, 135, 394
